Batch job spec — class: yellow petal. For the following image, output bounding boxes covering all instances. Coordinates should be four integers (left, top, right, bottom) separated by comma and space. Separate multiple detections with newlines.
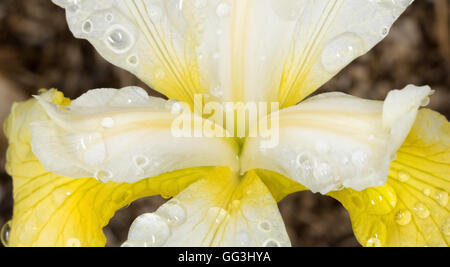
241, 85, 431, 194
2, 89, 215, 246
123, 169, 291, 247
31, 87, 239, 183
53, 0, 413, 106
329, 109, 450, 247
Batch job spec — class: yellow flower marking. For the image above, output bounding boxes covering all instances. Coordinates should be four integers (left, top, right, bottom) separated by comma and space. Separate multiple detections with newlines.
329, 109, 450, 246
2, 89, 214, 246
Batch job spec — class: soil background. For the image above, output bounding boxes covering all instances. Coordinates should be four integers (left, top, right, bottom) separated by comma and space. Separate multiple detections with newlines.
0, 0, 449, 247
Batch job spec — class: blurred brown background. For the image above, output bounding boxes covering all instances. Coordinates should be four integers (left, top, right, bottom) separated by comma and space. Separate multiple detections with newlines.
0, 0, 449, 247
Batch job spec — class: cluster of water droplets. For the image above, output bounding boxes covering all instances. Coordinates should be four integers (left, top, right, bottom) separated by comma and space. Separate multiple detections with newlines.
290, 141, 372, 192
319, 0, 414, 74
122, 199, 187, 247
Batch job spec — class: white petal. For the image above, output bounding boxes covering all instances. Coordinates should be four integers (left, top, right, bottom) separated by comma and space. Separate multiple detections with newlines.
241, 85, 432, 194
123, 170, 291, 247
53, 0, 414, 106
30, 88, 239, 183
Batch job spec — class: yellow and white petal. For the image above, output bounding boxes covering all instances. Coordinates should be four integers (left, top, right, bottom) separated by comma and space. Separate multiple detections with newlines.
52, 0, 209, 105
276, 0, 415, 107
329, 109, 450, 247
30, 87, 239, 183
241, 85, 431, 194
123, 169, 291, 247
3, 89, 215, 246
53, 0, 413, 106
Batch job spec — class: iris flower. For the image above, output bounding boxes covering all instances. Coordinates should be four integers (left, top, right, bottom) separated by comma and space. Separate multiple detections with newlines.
1, 0, 449, 247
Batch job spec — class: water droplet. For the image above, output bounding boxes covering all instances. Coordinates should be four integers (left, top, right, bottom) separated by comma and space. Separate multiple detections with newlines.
75, 132, 106, 166
296, 152, 313, 171
421, 96, 430, 107
66, 238, 81, 247
321, 32, 366, 73
128, 213, 170, 246
216, 28, 224, 35
155, 69, 165, 79
216, 3, 230, 17
381, 26, 390, 37
67, 4, 80, 13
194, 0, 208, 8
392, 0, 413, 8
315, 141, 329, 154
433, 190, 449, 207
413, 203, 430, 219
365, 185, 397, 215
235, 231, 251, 246
1, 220, 11, 246
121, 241, 133, 247
258, 220, 271, 232
272, 0, 306, 20
147, 5, 161, 20
394, 209, 412, 226
52, 187, 72, 205
206, 207, 229, 224
423, 188, 431, 196
211, 85, 224, 97
442, 217, 450, 236
133, 155, 149, 168
82, 20, 93, 34
313, 162, 331, 181
127, 54, 138, 66
365, 237, 381, 247
263, 239, 281, 247
398, 171, 410, 182
105, 25, 135, 54
166, 99, 183, 114
94, 169, 113, 182
157, 201, 186, 226
351, 150, 369, 167
101, 117, 115, 128
105, 13, 114, 22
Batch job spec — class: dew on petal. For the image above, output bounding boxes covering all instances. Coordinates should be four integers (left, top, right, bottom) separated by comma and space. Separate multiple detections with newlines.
94, 169, 113, 182
216, 2, 230, 17
128, 213, 171, 247
235, 231, 251, 246
157, 201, 187, 226
395, 209, 412, 226
413, 203, 430, 219
127, 54, 139, 66
66, 238, 81, 247
258, 220, 271, 232
101, 117, 115, 128
433, 190, 449, 207
1, 220, 11, 246
263, 238, 281, 247
321, 32, 366, 73
105, 25, 135, 54
82, 20, 93, 34
206, 207, 229, 224
365, 237, 381, 247
398, 171, 410, 182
